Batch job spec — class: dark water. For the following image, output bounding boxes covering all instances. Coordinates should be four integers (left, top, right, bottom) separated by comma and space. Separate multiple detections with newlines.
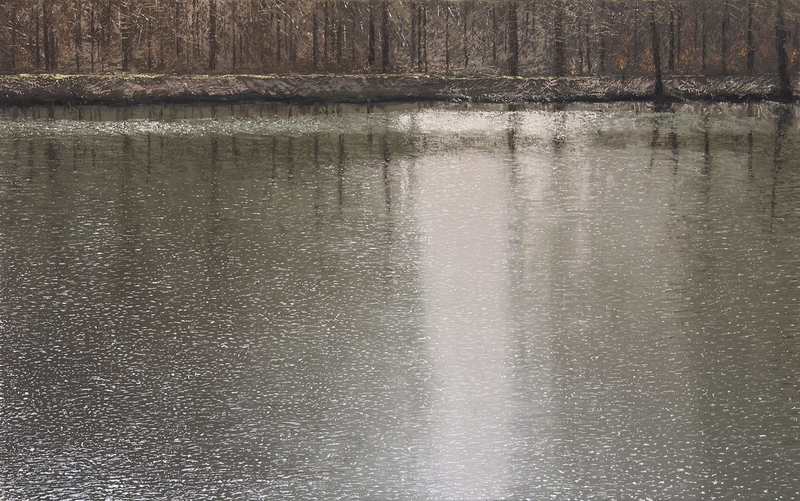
1, 101, 799, 500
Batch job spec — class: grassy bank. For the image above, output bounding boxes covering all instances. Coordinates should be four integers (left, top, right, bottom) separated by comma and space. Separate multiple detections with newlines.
0, 73, 794, 106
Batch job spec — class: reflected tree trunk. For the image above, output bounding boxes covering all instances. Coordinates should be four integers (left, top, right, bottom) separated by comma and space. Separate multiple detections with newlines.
747, 128, 754, 180
287, 136, 294, 183
507, 104, 518, 153
669, 118, 679, 176
337, 133, 345, 207
382, 133, 392, 217
649, 113, 660, 173
771, 105, 791, 220
702, 116, 710, 177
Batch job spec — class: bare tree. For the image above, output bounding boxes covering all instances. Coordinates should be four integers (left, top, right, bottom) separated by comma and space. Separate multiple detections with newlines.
380, 0, 389, 72
776, 0, 791, 101
507, 1, 518, 76
553, 3, 565, 76
650, 3, 664, 100
209, 0, 217, 70
747, 0, 756, 74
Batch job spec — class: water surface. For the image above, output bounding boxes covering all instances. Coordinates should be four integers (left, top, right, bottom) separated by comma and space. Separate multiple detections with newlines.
1, 101, 799, 500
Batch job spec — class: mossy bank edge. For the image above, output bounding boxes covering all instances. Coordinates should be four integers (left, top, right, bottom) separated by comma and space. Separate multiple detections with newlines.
0, 74, 795, 106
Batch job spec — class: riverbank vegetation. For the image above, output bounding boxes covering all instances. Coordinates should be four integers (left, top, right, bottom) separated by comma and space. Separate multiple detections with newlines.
1, 0, 797, 77
1, 1, 798, 103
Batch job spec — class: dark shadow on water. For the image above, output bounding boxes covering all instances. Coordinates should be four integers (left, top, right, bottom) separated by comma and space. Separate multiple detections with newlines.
771, 104, 792, 223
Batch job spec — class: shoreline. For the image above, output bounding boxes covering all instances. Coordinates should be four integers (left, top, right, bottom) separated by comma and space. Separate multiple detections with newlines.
0, 73, 795, 106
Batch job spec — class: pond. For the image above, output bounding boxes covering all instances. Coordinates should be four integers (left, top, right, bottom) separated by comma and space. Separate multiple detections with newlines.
1, 101, 799, 500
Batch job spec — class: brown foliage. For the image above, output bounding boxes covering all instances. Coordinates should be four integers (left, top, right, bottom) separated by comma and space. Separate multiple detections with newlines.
0, 0, 795, 78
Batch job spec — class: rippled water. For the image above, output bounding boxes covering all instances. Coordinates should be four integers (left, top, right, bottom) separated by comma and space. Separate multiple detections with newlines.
1, 101, 799, 500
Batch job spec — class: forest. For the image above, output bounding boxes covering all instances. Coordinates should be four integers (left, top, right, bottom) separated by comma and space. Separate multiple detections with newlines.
0, 0, 798, 81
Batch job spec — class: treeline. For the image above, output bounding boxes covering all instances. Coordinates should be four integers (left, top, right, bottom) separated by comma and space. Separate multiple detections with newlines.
0, 0, 798, 78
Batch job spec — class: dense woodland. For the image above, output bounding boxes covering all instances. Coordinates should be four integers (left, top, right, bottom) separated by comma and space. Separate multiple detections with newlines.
1, 0, 799, 79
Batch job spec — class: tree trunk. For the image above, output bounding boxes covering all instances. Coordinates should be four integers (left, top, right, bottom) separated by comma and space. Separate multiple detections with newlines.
675, 3, 682, 73
175, 1, 182, 65
650, 7, 664, 101
417, 4, 428, 73
410, 1, 417, 70
553, 5, 564, 76
380, 0, 389, 73
369, 0, 376, 68
147, 16, 153, 71
10, 6, 18, 71
159, 1, 165, 70
45, 0, 58, 72
233, 2, 238, 70
275, 8, 281, 69
312, 1, 319, 70
336, 7, 343, 66
42, 1, 51, 71
209, 0, 217, 71
776, 0, 791, 101
668, 3, 675, 72
585, 25, 591, 74
288, 8, 296, 68
90, 3, 95, 72
721, 1, 728, 75
463, 1, 470, 71
445, 2, 450, 74
75, 1, 83, 73
417, 4, 424, 72
599, 2, 606, 74
121, 1, 130, 72
507, 1, 518, 76
747, 0, 755, 74
323, 1, 330, 65
632, 2, 639, 70
491, 5, 497, 67
701, 3, 707, 74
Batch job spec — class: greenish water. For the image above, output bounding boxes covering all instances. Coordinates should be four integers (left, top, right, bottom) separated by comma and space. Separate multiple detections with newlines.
1, 101, 799, 500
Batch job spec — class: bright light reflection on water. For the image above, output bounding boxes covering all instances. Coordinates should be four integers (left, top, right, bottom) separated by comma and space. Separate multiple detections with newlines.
1, 101, 799, 500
